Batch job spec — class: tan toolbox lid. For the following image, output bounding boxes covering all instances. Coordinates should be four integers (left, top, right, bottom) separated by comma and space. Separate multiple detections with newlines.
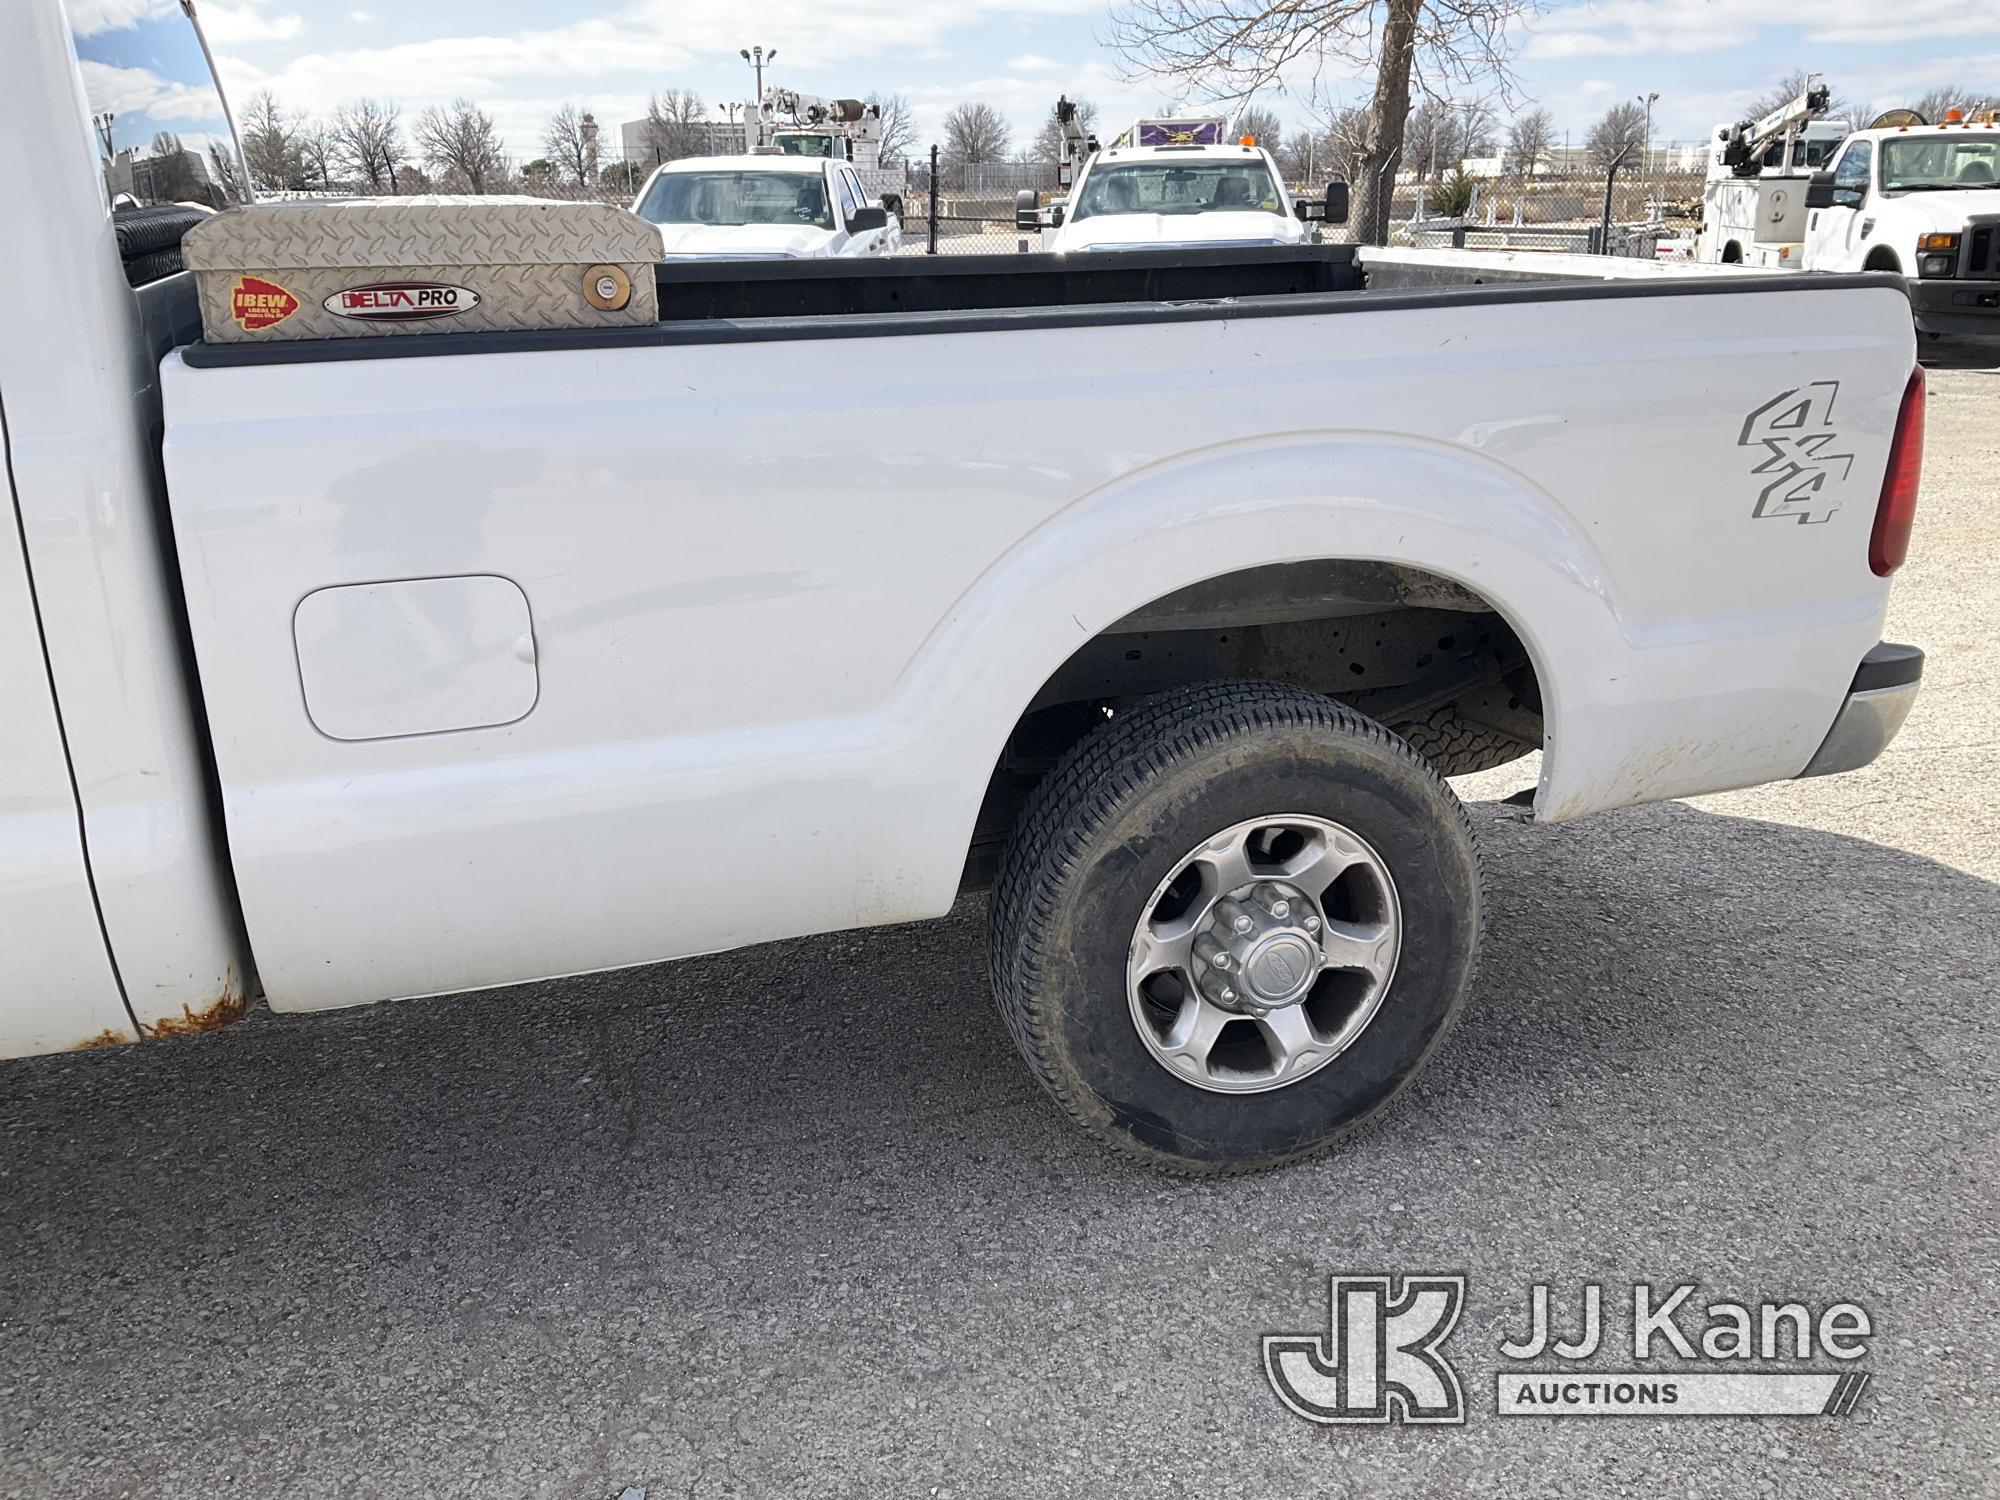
182, 196, 663, 341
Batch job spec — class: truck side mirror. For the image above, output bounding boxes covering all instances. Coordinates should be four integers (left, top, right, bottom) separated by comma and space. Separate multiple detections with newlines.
846, 206, 889, 232
1804, 173, 1836, 210
1324, 181, 1350, 225
1015, 189, 1041, 231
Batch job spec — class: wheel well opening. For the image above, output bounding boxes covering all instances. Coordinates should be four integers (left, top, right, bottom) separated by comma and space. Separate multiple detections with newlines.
1863, 247, 1903, 273
963, 560, 1545, 891
1721, 241, 1743, 264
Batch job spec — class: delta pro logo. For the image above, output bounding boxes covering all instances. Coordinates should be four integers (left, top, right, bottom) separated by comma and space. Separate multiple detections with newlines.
324, 281, 480, 322
228, 275, 299, 331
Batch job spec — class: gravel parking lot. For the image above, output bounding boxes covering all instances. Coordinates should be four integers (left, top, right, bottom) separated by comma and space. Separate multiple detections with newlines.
3, 348, 1996, 1500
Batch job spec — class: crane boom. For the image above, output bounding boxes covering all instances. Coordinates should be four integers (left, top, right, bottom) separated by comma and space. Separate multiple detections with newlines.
1720, 83, 1832, 178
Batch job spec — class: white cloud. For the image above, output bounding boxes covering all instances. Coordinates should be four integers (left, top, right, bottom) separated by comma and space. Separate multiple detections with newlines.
349, 9, 372, 19
65, 0, 175, 38
1008, 54, 1063, 72
1527, 0, 2000, 58
199, 2, 304, 42
77, 57, 222, 119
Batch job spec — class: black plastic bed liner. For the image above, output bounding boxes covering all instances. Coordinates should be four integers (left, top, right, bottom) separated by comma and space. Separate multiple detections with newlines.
650, 244, 1363, 320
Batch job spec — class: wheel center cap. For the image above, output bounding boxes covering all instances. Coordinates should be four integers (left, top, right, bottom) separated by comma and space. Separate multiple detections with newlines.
1243, 932, 1317, 1007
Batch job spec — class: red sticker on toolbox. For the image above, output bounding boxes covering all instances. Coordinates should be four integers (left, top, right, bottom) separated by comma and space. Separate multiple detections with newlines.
323, 281, 480, 322
229, 275, 299, 331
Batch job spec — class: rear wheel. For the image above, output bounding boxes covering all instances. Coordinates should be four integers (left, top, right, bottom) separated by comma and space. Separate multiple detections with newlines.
988, 681, 1481, 1174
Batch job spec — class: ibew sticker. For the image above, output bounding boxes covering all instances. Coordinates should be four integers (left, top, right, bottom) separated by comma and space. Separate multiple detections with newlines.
323, 281, 480, 322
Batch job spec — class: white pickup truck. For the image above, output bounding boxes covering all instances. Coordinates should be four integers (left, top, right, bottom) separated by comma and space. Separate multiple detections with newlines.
1698, 101, 2000, 335
1017, 120, 1344, 253
6, 0, 1927, 1173
632, 153, 900, 261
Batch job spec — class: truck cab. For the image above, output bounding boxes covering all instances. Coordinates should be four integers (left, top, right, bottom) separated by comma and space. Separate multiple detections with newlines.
1025, 120, 1328, 254
631, 153, 898, 260
1803, 118, 2000, 334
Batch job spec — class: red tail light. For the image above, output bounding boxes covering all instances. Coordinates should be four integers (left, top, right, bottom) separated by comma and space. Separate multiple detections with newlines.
1870, 366, 1925, 577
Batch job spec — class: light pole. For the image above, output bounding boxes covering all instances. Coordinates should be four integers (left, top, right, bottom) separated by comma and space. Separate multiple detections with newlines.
740, 45, 776, 147
1636, 91, 1659, 175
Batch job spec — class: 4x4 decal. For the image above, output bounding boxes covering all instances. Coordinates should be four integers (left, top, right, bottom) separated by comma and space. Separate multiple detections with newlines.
1739, 381, 1855, 526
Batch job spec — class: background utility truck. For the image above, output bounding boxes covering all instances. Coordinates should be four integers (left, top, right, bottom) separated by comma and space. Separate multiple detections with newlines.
5, 0, 1926, 1173
1699, 88, 2000, 335
1017, 114, 1344, 253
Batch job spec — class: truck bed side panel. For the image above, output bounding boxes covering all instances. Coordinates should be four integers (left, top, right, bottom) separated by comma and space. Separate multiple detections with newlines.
160, 279, 1915, 1011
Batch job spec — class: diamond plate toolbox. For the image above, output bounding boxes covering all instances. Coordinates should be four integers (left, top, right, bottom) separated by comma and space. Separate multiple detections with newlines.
181, 196, 663, 342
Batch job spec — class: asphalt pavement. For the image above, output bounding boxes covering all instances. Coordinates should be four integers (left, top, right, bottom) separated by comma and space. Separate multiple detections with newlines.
3, 349, 1996, 1500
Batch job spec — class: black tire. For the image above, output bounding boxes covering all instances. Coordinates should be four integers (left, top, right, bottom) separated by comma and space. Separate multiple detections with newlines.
1393, 703, 1535, 777
988, 681, 1481, 1174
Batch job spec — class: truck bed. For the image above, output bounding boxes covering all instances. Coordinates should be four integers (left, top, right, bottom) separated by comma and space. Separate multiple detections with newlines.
177, 243, 1899, 367
157, 245, 1918, 1014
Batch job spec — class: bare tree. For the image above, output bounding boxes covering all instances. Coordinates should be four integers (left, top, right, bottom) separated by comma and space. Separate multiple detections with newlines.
205, 141, 247, 203
642, 89, 706, 164
1747, 71, 1857, 126
239, 89, 301, 190
1586, 100, 1646, 171
1108, 0, 1542, 242
1279, 105, 1370, 185
331, 97, 404, 192
1912, 85, 1992, 124
869, 92, 916, 164
297, 118, 338, 191
1234, 103, 1283, 155
942, 101, 1012, 168
1506, 106, 1553, 180
1032, 96, 1099, 162
144, 130, 203, 201
545, 102, 595, 186
414, 98, 505, 193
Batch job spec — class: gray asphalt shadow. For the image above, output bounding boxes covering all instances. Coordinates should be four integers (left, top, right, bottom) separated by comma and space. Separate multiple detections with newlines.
1918, 335, 2000, 371
2, 800, 1995, 1500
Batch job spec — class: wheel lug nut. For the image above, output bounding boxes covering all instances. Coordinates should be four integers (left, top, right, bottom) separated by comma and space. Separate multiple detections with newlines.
1218, 987, 1237, 1004
1303, 913, 1322, 933
1215, 897, 1255, 935
1269, 898, 1291, 919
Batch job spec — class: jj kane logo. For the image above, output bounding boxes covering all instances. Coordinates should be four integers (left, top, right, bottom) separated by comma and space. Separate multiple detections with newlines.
1264, 1276, 1874, 1425
1739, 381, 1856, 526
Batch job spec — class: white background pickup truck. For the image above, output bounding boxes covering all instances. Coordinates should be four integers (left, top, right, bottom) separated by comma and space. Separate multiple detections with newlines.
2, 0, 1926, 1171
632, 153, 899, 260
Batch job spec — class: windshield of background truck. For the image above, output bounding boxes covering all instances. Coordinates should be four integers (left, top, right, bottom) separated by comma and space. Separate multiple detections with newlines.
638, 170, 833, 229
1881, 137, 2000, 192
777, 135, 835, 158
1073, 160, 1282, 220
65, 0, 251, 211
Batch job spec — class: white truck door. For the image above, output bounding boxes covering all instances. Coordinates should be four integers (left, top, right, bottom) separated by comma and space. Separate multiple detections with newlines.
0, 394, 137, 1054
1806, 139, 1871, 269
831, 167, 866, 255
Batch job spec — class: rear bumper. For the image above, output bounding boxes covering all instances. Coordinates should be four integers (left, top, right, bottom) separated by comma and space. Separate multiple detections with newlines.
1797, 642, 1923, 778
1909, 278, 2000, 336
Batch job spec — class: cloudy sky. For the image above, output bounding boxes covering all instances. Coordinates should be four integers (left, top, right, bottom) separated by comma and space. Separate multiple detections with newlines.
69, 0, 2000, 165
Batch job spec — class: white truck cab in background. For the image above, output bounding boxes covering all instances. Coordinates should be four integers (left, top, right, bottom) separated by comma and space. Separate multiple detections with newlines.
631, 154, 899, 260
1018, 118, 1346, 253
1803, 116, 2000, 334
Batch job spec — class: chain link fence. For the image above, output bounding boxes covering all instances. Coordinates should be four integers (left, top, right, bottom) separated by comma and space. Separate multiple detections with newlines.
280, 151, 1711, 265
892, 151, 1709, 261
